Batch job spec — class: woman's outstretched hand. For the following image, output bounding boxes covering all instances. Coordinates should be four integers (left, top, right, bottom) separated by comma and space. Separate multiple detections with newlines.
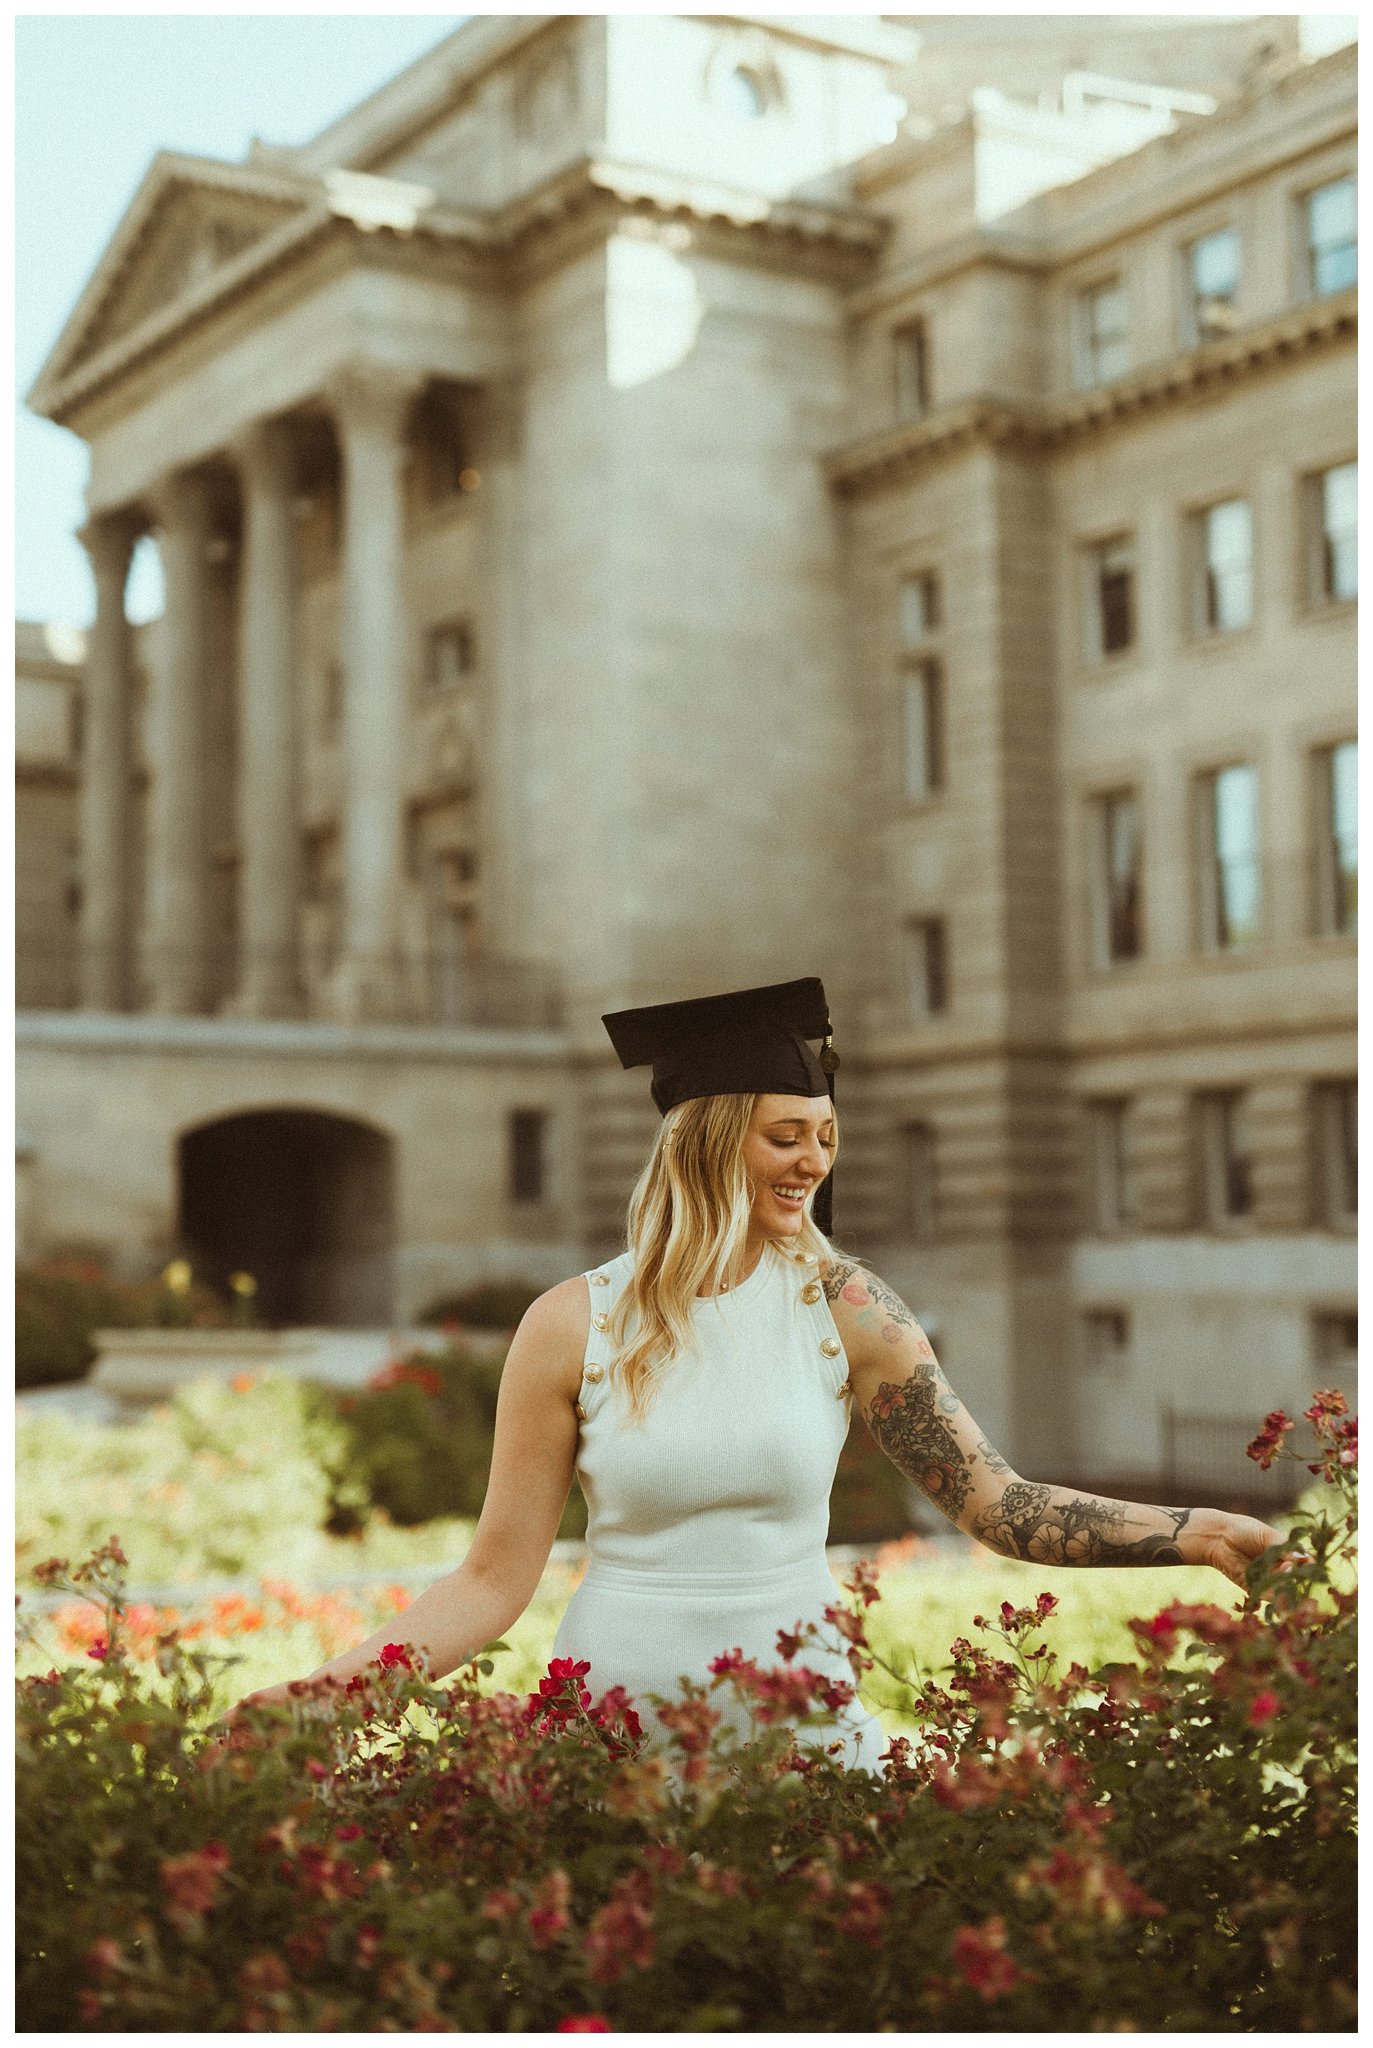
1191, 1510, 1286, 1588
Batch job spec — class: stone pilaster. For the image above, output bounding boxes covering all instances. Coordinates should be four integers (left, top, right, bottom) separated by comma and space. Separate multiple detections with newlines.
230, 418, 300, 1015
145, 470, 214, 1014
326, 364, 421, 1022
75, 514, 138, 1010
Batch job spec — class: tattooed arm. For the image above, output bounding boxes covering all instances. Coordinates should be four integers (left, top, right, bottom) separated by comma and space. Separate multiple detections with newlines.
823, 1261, 1281, 1585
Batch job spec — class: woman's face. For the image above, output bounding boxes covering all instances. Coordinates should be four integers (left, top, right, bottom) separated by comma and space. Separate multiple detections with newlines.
741, 1093, 835, 1242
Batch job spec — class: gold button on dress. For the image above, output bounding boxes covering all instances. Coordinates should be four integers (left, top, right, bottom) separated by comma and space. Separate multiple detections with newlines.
801, 1281, 822, 1304
820, 1337, 842, 1357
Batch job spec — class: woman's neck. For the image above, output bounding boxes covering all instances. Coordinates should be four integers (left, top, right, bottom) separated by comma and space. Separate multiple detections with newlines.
694, 1239, 766, 1297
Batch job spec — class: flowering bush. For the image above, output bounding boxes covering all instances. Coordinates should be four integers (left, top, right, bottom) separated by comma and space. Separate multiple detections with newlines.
16, 1374, 373, 1586
14, 1407, 1354, 2031
16, 1257, 232, 1388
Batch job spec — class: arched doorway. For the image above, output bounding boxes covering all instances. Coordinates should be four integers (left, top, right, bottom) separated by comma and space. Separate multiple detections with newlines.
177, 1109, 395, 1327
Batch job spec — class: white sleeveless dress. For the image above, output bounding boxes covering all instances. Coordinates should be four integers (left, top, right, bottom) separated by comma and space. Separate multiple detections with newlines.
548, 1243, 890, 1772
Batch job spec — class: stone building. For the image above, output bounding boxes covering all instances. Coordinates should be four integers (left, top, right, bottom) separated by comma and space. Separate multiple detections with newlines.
18, 14, 1355, 1493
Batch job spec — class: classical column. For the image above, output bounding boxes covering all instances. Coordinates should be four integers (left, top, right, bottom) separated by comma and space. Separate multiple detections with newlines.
145, 469, 213, 1014
327, 364, 420, 1022
76, 513, 137, 1009
230, 418, 300, 1015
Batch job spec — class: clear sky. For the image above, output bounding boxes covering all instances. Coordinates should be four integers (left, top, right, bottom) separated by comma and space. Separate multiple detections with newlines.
16, 13, 468, 628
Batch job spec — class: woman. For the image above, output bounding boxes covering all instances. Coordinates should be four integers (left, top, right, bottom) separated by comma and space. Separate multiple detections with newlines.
231, 978, 1282, 1768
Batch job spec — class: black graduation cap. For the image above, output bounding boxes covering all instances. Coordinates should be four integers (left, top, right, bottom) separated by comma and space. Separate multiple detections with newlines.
602, 977, 840, 1234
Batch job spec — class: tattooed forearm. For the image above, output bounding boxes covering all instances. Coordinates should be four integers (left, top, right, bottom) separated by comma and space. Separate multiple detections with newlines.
973, 1483, 1194, 1567
864, 1372, 975, 1525
974, 1434, 1012, 1478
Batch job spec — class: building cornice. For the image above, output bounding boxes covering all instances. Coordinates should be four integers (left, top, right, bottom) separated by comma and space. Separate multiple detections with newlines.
826, 286, 1356, 498
847, 50, 1354, 324
33, 155, 885, 429
493, 155, 886, 283
15, 1009, 571, 1067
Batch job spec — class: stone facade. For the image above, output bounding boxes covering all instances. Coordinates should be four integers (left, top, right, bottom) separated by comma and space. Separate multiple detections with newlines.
18, 15, 1355, 1492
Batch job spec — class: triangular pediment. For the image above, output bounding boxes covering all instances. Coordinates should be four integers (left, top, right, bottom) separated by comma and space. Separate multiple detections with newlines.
29, 153, 320, 414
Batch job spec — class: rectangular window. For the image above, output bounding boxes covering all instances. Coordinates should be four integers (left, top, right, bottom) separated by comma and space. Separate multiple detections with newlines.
508, 1109, 547, 1204
1312, 1079, 1357, 1227
1083, 1308, 1131, 1372
900, 660, 945, 799
1313, 740, 1358, 936
1195, 498, 1253, 633
322, 661, 342, 738
1075, 278, 1129, 386
1306, 175, 1356, 296
1083, 535, 1135, 660
899, 571, 941, 646
1312, 1310, 1358, 1407
1091, 790, 1143, 964
1087, 1099, 1137, 1232
893, 318, 930, 422
1311, 460, 1357, 603
1198, 764, 1261, 951
900, 1121, 937, 1240
904, 918, 948, 1020
1196, 1089, 1255, 1226
1186, 226, 1242, 342
427, 619, 476, 692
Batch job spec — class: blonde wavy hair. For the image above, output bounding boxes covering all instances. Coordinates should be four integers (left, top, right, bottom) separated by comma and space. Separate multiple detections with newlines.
606, 1091, 838, 1422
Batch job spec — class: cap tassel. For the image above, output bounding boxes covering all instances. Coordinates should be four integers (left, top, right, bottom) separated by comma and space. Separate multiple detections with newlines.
814, 1031, 837, 1236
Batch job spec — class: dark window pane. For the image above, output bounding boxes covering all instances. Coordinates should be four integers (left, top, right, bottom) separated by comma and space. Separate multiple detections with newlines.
509, 1110, 546, 1203
1100, 562, 1134, 653
1103, 794, 1142, 961
925, 922, 947, 1013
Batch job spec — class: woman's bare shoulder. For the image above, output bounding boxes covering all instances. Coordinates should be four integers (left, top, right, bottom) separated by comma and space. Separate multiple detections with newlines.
504, 1276, 592, 1394
818, 1251, 869, 1302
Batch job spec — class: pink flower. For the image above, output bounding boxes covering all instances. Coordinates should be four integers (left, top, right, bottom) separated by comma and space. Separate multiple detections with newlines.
1248, 1688, 1281, 1727
556, 2020, 611, 2033
87, 1638, 109, 1661
481, 1887, 521, 1921
529, 1869, 573, 1950
160, 1841, 231, 1930
951, 1917, 1021, 2002
378, 1642, 414, 1672
1247, 1410, 1295, 1470
585, 1875, 655, 1985
708, 1647, 757, 1678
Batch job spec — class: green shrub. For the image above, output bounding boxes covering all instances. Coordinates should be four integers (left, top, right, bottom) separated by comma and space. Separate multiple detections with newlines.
417, 1280, 544, 1330
327, 1348, 588, 1543
15, 1259, 232, 1389
13, 1407, 1356, 2033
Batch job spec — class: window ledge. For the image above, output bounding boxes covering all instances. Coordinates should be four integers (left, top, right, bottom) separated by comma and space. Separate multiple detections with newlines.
1296, 595, 1357, 625
1074, 650, 1144, 684
1178, 622, 1259, 656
